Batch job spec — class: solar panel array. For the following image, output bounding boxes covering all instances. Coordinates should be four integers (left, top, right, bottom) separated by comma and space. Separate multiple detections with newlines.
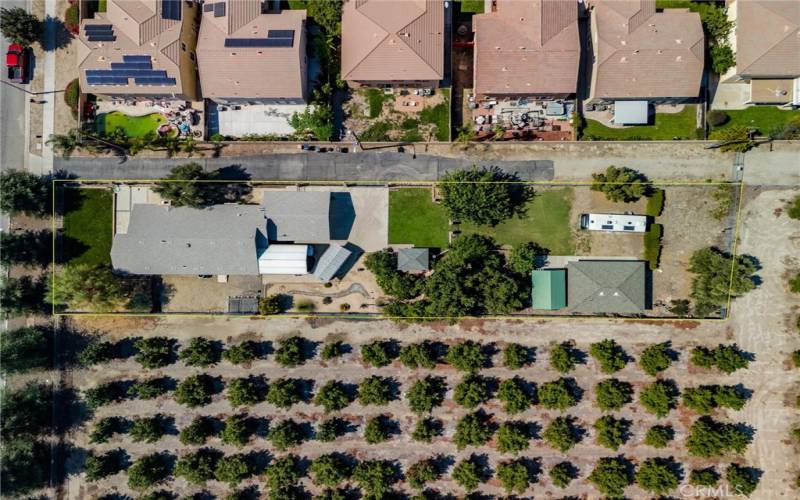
84, 24, 116, 42
203, 2, 214, 12
85, 56, 176, 86
224, 29, 295, 48
214, 2, 226, 17
161, 0, 182, 21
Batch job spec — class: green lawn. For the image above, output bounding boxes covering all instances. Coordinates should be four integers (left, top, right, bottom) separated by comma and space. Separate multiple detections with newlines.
421, 88, 451, 141
461, 188, 575, 254
389, 188, 449, 248
712, 107, 800, 136
62, 188, 113, 266
95, 111, 167, 138
583, 105, 698, 140
458, 0, 485, 13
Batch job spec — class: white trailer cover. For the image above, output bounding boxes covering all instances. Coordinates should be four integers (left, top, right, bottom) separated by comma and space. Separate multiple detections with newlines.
258, 244, 309, 275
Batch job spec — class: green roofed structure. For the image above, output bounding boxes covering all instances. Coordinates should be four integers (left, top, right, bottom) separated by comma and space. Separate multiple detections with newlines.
532, 269, 567, 310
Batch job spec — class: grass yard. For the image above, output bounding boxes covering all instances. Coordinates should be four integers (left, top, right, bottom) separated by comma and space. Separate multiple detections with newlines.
62, 188, 113, 266
95, 111, 167, 138
461, 187, 575, 254
362, 88, 392, 119
458, 0, 485, 13
389, 188, 449, 248
711, 107, 800, 136
583, 105, 698, 140
421, 88, 451, 141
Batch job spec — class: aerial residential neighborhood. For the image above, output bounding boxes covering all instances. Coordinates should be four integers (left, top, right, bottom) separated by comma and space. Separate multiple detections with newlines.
0, 0, 798, 499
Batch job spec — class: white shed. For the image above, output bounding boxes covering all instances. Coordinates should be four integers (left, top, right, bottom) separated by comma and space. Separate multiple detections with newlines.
258, 244, 310, 275
613, 100, 649, 125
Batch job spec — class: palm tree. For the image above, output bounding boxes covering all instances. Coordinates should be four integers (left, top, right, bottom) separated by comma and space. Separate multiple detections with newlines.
46, 129, 80, 158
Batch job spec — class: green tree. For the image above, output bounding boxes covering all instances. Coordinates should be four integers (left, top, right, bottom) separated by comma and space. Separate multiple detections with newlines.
690, 467, 719, 486
591, 166, 648, 202
83, 382, 123, 409
445, 340, 486, 372
710, 124, 754, 153
0, 439, 48, 495
497, 376, 532, 415
214, 454, 253, 486
174, 448, 221, 485
268, 419, 305, 451
310, 454, 351, 487
289, 103, 334, 141
227, 376, 263, 407
175, 374, 213, 408
358, 376, 394, 406
439, 167, 531, 226
134, 337, 174, 368
0, 7, 41, 46
221, 414, 250, 447
503, 343, 531, 369
453, 374, 491, 409
787, 195, 800, 220
644, 425, 674, 448
128, 377, 169, 399
265, 454, 302, 491
316, 417, 346, 442
639, 379, 679, 417
321, 341, 345, 360
0, 326, 50, 374
453, 412, 493, 449
80, 340, 116, 366
0, 230, 52, 268
179, 416, 216, 445
549, 342, 578, 373
406, 376, 446, 414
589, 339, 628, 374
90, 417, 122, 443
686, 416, 751, 457
639, 342, 673, 376
713, 344, 750, 374
710, 44, 736, 74
266, 377, 301, 409
588, 456, 633, 498
364, 416, 391, 444
399, 341, 437, 369
361, 340, 396, 367
275, 336, 305, 367
314, 380, 350, 413
636, 458, 680, 495
412, 417, 441, 443
130, 416, 165, 443
223, 340, 259, 364
352, 460, 397, 499
152, 163, 219, 207
85, 450, 123, 481
595, 378, 633, 412
496, 460, 529, 495
0, 170, 50, 217
406, 458, 438, 490
496, 421, 530, 455
48, 264, 127, 312
726, 464, 759, 497
508, 241, 548, 275
364, 251, 422, 300
538, 378, 579, 410
452, 456, 483, 492
128, 453, 171, 490
179, 337, 219, 367
543, 416, 581, 452
1, 276, 46, 316
549, 461, 575, 488
259, 294, 285, 315
690, 346, 715, 368
593, 415, 629, 450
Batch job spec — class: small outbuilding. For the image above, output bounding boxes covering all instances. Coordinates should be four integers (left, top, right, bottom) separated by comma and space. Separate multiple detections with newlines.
613, 100, 649, 125
531, 269, 567, 310
313, 244, 352, 282
397, 248, 430, 273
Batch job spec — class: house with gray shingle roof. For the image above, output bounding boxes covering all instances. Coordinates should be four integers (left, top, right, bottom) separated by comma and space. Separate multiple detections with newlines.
566, 260, 647, 314
262, 191, 331, 243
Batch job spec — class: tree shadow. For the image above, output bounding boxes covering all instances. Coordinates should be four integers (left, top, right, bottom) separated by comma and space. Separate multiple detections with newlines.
523, 421, 542, 441
216, 165, 252, 181
41, 15, 73, 51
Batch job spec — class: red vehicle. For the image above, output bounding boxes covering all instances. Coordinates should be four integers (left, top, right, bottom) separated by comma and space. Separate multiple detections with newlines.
6, 43, 27, 83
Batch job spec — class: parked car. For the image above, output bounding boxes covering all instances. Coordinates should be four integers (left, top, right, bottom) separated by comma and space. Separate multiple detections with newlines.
6, 44, 27, 83
300, 144, 317, 151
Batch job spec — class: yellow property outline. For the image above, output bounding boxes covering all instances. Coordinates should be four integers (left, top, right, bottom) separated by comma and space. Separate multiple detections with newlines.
51, 178, 745, 322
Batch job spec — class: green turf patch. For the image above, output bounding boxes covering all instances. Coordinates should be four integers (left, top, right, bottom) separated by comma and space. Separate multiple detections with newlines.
461, 187, 574, 254
62, 188, 113, 266
458, 0, 485, 13
583, 105, 698, 140
711, 107, 800, 136
362, 88, 392, 118
420, 88, 451, 141
95, 111, 167, 138
389, 188, 449, 248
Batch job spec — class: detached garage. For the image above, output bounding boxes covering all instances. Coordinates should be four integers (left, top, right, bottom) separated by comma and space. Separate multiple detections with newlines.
258, 244, 310, 275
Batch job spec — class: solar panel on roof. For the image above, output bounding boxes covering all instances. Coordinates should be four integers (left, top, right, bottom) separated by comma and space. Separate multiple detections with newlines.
123, 55, 152, 63
214, 1, 226, 17
85, 24, 113, 31
268, 30, 295, 38
203, 2, 214, 12
161, 0, 181, 21
134, 77, 176, 86
87, 34, 116, 42
224, 37, 293, 47
111, 63, 154, 71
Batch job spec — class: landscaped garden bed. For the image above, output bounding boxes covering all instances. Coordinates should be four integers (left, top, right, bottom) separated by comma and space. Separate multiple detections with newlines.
709, 107, 800, 138
95, 111, 168, 138
583, 105, 699, 140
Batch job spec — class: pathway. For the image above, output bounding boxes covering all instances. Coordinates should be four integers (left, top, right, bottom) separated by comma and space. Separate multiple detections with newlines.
40, 0, 57, 174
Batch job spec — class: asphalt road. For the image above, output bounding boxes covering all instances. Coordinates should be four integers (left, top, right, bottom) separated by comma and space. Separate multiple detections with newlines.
55, 152, 556, 181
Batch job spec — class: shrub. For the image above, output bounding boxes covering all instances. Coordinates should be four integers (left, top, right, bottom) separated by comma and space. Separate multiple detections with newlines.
174, 448, 221, 486
643, 224, 663, 270
399, 341, 438, 369
683, 384, 748, 413
179, 416, 215, 445
175, 375, 213, 408
639, 342, 673, 376
549, 342, 578, 373
134, 337, 173, 368
275, 336, 305, 367
542, 416, 581, 452
588, 456, 633, 498
361, 340, 395, 367
707, 110, 729, 127
639, 379, 679, 417
454, 412, 493, 449
793, 350, 800, 368
496, 421, 530, 455
84, 382, 123, 409
508, 241, 548, 275
214, 454, 253, 486
406, 459, 438, 490
321, 341, 345, 360
646, 189, 665, 217
406, 376, 446, 414
316, 417, 346, 442
538, 378, 579, 410
128, 378, 169, 399
589, 339, 627, 373
314, 380, 350, 413
453, 374, 491, 409
645, 425, 674, 448
689, 248, 757, 316
259, 294, 284, 315
549, 461, 575, 488
363, 415, 391, 444
726, 463, 760, 497
265, 454, 302, 490
503, 343, 531, 369
220, 414, 249, 447
310, 453, 351, 487
79, 340, 116, 366
411, 417, 441, 443
268, 419, 305, 450
445, 340, 486, 372
266, 377, 301, 409
690, 467, 719, 486
227, 376, 263, 407
788, 195, 800, 220
595, 378, 633, 411
496, 460, 529, 494
591, 166, 648, 203
130, 416, 165, 443
636, 458, 680, 495
352, 460, 397, 498
90, 416, 122, 444
179, 338, 219, 367
713, 344, 750, 373
222, 341, 259, 365
358, 376, 394, 406
452, 456, 483, 491
691, 346, 715, 367
497, 376, 532, 415
64, 3, 79, 28
790, 273, 800, 294
686, 416, 751, 457
127, 453, 171, 490
296, 298, 315, 312
593, 415, 629, 450
84, 450, 122, 481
